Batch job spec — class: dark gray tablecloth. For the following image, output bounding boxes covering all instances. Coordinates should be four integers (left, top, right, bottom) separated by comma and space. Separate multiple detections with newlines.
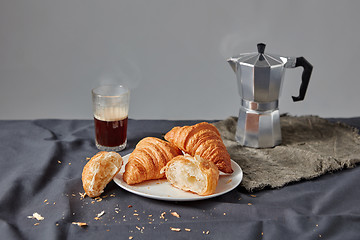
0, 118, 359, 240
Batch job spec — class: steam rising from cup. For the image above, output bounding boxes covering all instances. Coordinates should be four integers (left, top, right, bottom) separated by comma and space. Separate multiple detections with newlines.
95, 57, 142, 90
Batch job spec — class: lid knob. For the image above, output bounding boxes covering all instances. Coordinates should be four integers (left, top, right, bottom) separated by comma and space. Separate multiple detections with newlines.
257, 43, 266, 54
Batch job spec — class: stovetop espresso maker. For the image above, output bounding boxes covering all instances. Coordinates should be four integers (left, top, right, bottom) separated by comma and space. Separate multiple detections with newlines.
228, 43, 313, 148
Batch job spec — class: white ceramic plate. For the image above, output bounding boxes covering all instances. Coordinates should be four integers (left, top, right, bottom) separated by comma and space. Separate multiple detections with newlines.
113, 154, 243, 201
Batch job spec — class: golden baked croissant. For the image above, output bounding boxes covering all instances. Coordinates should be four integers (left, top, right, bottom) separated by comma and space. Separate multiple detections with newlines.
161, 154, 219, 196
123, 137, 182, 185
82, 151, 123, 198
164, 122, 233, 173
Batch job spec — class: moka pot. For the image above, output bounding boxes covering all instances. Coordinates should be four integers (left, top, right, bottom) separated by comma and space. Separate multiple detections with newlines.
227, 43, 313, 148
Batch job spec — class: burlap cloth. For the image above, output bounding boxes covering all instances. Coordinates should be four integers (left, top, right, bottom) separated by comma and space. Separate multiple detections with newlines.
213, 115, 360, 192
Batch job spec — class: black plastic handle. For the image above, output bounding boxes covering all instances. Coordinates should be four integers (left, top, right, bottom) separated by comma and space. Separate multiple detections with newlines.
292, 56, 313, 102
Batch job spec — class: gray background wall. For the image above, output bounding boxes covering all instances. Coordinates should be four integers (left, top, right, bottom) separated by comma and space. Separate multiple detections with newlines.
1, 0, 359, 120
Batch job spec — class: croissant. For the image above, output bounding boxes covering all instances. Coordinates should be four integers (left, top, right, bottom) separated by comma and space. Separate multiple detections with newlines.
82, 151, 123, 198
164, 122, 233, 173
161, 154, 219, 196
123, 137, 182, 185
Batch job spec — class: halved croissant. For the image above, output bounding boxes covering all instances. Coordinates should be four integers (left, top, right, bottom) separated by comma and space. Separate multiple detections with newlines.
164, 122, 233, 173
82, 151, 123, 198
161, 154, 219, 196
123, 137, 182, 185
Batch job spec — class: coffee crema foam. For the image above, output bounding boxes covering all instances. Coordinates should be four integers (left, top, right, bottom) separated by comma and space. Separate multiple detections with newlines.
94, 107, 128, 121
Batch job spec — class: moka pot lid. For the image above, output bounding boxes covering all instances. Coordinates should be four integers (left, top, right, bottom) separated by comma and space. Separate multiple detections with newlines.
232, 43, 286, 68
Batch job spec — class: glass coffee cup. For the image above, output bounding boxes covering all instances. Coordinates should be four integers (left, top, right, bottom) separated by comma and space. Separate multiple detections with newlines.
92, 85, 130, 151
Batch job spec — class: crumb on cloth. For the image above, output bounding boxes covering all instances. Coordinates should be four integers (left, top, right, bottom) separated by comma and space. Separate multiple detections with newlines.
170, 227, 181, 232
72, 222, 88, 227
170, 212, 180, 218
27, 213, 44, 221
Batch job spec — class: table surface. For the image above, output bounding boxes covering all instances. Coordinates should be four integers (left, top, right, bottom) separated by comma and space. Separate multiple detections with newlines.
0, 118, 359, 240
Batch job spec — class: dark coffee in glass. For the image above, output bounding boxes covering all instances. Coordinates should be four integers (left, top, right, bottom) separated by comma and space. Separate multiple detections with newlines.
92, 85, 130, 151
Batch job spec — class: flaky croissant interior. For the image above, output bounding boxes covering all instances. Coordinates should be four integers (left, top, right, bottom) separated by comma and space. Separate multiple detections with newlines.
82, 151, 123, 198
167, 158, 205, 193
162, 154, 219, 196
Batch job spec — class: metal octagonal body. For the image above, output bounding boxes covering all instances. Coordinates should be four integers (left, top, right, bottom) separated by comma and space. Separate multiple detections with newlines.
236, 107, 281, 148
